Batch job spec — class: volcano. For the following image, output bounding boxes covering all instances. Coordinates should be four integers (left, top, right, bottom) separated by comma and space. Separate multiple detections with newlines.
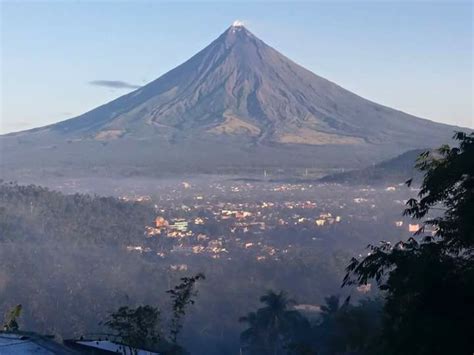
0, 23, 465, 178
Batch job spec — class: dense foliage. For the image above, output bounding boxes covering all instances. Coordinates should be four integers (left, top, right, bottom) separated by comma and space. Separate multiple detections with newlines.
103, 305, 163, 353
239, 133, 473, 355
0, 181, 155, 246
344, 132, 474, 354
102, 273, 206, 355
239, 290, 310, 354
239, 292, 383, 355
310, 296, 382, 355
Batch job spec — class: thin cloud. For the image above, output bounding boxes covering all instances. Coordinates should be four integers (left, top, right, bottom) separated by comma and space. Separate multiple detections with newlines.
89, 80, 142, 90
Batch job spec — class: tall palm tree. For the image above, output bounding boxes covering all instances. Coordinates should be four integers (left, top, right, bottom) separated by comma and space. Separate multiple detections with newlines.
317, 295, 352, 355
239, 312, 267, 355
240, 291, 309, 355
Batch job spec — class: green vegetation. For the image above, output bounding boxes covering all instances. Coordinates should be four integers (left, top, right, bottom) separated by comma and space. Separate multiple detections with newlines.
103, 305, 163, 354
239, 290, 310, 354
3, 304, 23, 331
167, 273, 206, 346
239, 293, 382, 355
238, 132, 473, 354
0, 181, 155, 246
343, 132, 474, 354
102, 273, 205, 354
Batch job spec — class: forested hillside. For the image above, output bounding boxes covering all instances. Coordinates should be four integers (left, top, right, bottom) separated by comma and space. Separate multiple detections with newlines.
0, 181, 348, 353
0, 181, 155, 246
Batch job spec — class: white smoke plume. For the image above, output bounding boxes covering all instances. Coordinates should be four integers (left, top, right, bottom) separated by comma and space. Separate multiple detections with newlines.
232, 20, 245, 27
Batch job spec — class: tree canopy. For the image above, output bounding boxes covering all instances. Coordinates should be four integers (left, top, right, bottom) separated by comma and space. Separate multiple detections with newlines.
239, 290, 311, 355
103, 305, 163, 354
343, 132, 474, 354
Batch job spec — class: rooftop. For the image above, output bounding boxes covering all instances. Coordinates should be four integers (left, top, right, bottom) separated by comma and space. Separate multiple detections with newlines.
0, 331, 77, 354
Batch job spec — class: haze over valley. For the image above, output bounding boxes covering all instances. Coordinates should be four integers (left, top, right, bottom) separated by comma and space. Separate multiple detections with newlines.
1, 4, 472, 354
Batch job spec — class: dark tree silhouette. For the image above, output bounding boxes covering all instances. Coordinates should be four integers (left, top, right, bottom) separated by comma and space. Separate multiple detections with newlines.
315, 296, 382, 355
102, 305, 163, 354
343, 132, 474, 354
239, 290, 310, 355
167, 273, 205, 347
100, 273, 206, 355
239, 311, 268, 354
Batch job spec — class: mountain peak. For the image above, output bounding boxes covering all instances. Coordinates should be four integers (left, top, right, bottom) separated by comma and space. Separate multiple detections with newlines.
220, 22, 259, 50
224, 21, 254, 39
231, 20, 245, 28
6, 23, 458, 167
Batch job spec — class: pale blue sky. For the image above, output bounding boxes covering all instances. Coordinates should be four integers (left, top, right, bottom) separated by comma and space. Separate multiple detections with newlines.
1, 1, 472, 133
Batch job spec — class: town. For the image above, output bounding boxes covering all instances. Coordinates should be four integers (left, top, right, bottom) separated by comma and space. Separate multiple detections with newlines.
110, 178, 423, 266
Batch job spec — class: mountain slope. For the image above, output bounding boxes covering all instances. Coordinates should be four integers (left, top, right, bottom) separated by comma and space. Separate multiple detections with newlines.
320, 149, 425, 185
1, 24, 467, 177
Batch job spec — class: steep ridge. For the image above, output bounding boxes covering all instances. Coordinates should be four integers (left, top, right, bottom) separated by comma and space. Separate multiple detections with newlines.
1, 23, 467, 177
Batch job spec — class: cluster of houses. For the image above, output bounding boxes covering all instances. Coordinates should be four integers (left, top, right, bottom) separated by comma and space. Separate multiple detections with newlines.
145, 217, 191, 238
315, 212, 342, 226
119, 181, 424, 263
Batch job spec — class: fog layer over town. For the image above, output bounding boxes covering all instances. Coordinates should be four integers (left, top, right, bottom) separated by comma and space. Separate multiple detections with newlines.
0, 175, 423, 353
